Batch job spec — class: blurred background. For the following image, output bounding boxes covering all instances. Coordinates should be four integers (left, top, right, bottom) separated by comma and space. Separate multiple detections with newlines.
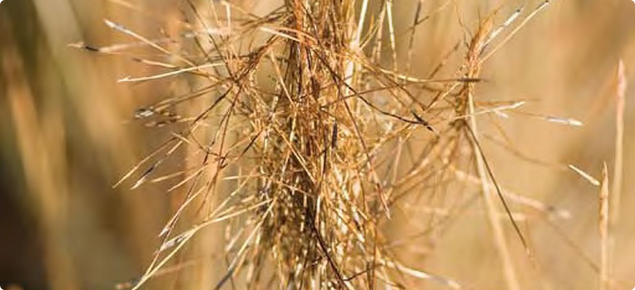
1, 0, 634, 289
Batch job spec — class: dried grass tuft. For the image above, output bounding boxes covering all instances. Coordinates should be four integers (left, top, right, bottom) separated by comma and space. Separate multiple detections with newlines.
76, 0, 557, 289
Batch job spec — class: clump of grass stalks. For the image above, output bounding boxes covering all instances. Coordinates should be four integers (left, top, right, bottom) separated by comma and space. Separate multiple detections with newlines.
75, 0, 559, 289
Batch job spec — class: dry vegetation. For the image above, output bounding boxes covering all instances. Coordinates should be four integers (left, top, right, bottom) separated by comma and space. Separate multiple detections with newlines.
1, 0, 635, 290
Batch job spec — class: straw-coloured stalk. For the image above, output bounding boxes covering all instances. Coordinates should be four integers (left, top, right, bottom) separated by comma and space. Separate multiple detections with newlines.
610, 60, 626, 224
598, 162, 610, 290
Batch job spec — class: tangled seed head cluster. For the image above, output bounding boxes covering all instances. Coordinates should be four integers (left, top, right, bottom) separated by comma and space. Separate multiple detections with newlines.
85, 0, 558, 289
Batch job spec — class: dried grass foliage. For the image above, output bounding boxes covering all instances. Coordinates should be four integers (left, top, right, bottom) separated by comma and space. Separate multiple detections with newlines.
74, 0, 569, 289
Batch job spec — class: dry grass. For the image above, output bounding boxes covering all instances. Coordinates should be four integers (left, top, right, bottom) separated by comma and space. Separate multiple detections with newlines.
80, 0, 550, 288
2, 0, 635, 290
